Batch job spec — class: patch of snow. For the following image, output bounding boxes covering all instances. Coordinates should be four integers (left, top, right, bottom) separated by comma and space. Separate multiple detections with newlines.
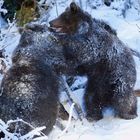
51, 98, 140, 140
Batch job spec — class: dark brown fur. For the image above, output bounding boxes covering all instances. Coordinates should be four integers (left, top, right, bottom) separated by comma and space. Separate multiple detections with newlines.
49, 2, 116, 35
49, 2, 137, 121
0, 24, 70, 136
0, 61, 59, 135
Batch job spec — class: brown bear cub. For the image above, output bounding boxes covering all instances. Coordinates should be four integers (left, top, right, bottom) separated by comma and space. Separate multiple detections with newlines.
49, 2, 137, 121
0, 24, 69, 136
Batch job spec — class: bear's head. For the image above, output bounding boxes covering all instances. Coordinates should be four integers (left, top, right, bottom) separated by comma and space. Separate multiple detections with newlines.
49, 2, 92, 35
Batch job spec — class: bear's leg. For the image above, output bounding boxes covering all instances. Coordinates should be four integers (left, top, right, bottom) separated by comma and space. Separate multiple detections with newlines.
84, 93, 103, 121
84, 78, 103, 121
113, 90, 137, 120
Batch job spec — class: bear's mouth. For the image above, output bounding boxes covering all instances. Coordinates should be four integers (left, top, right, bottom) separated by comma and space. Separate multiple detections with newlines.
48, 23, 64, 33
49, 26, 62, 33
49, 26, 73, 35
48, 23, 69, 34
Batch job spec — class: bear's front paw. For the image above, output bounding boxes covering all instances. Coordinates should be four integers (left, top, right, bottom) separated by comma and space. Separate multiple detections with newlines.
118, 113, 138, 120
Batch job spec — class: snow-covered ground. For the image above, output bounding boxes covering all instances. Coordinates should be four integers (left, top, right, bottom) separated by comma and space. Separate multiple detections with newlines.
0, 0, 140, 140
51, 98, 140, 140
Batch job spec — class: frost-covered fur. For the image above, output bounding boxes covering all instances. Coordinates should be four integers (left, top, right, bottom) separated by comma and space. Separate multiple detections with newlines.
12, 24, 69, 75
50, 2, 137, 121
0, 24, 69, 135
0, 61, 58, 135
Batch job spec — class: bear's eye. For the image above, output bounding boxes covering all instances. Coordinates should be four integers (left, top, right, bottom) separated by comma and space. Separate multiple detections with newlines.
64, 15, 69, 21
61, 13, 70, 22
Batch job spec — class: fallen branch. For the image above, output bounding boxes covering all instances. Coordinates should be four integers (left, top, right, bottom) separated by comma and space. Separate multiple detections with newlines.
60, 76, 84, 121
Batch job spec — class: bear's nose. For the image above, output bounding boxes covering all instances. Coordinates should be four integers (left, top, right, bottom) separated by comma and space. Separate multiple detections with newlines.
49, 21, 53, 27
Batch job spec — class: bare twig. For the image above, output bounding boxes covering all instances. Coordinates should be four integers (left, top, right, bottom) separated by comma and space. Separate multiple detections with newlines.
55, 0, 59, 16
0, 18, 17, 49
7, 119, 47, 137
0, 119, 48, 140
57, 103, 75, 139
129, 48, 140, 60
136, 24, 140, 32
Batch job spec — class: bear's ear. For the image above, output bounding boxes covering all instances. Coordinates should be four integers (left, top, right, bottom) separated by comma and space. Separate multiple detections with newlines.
70, 2, 78, 13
